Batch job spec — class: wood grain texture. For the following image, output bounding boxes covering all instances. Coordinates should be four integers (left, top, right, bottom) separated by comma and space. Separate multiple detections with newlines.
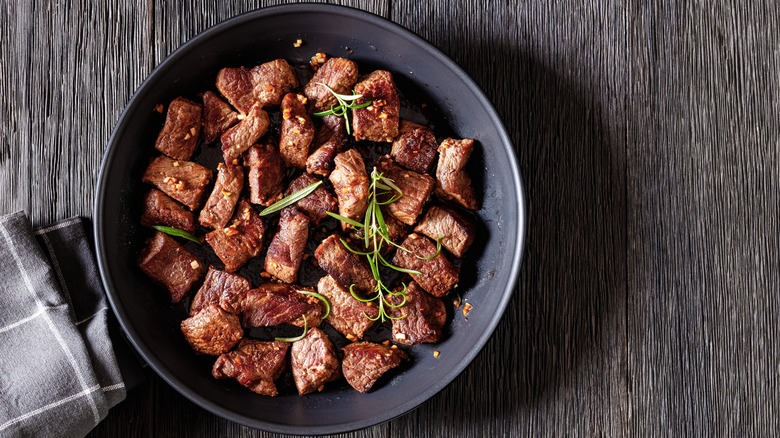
1, 0, 779, 436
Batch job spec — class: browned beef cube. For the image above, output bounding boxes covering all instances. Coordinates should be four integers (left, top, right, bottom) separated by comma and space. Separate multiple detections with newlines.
376, 156, 434, 225
389, 282, 446, 345
279, 93, 315, 168
306, 115, 347, 177
142, 155, 212, 210
291, 327, 341, 395
317, 275, 377, 340
202, 91, 239, 143
303, 57, 359, 112
205, 200, 265, 272
216, 66, 255, 114
219, 282, 323, 328
435, 138, 479, 210
392, 233, 459, 297
352, 70, 400, 142
180, 304, 243, 355
138, 231, 204, 303
390, 120, 438, 174
190, 267, 251, 316
212, 339, 289, 396
329, 149, 369, 228
314, 235, 376, 294
342, 342, 408, 393
264, 207, 310, 283
199, 163, 244, 230
250, 59, 299, 107
221, 103, 270, 162
414, 205, 476, 258
155, 97, 201, 161
140, 189, 195, 233
284, 173, 337, 224
245, 141, 284, 207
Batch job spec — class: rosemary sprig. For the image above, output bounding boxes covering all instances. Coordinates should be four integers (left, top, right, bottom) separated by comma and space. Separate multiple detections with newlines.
275, 315, 308, 342
297, 290, 331, 320
152, 225, 200, 244
259, 181, 322, 216
312, 83, 372, 135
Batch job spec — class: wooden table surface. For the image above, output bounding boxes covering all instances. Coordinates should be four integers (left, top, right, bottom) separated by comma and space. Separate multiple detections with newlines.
2, 0, 778, 436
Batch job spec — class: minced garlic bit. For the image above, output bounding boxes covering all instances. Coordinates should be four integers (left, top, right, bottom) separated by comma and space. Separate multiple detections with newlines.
172, 161, 180, 167
293, 38, 303, 48
183, 133, 191, 140
462, 303, 473, 316
282, 108, 292, 119
190, 127, 197, 135
433, 350, 440, 358
237, 113, 246, 120
296, 94, 308, 104
346, 334, 357, 341
154, 103, 164, 113
221, 190, 232, 198
394, 333, 406, 340
296, 116, 306, 124
190, 260, 199, 269
224, 227, 239, 236
310, 52, 327, 69
378, 113, 388, 119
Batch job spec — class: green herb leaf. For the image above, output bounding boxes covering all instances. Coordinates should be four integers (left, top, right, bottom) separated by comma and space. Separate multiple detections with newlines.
311, 83, 371, 135
152, 225, 200, 244
259, 181, 322, 216
418, 235, 444, 261
274, 316, 308, 342
326, 211, 364, 228
297, 290, 331, 320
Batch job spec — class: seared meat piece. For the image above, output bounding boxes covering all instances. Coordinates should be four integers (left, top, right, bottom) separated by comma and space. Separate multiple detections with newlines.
390, 120, 438, 174
142, 155, 212, 210
249, 59, 299, 107
220, 282, 323, 328
414, 205, 476, 258
199, 163, 244, 229
205, 199, 265, 272
180, 304, 243, 355
314, 235, 376, 294
329, 149, 369, 228
435, 138, 479, 210
245, 141, 285, 207
279, 93, 315, 168
306, 115, 348, 177
317, 275, 377, 340
155, 97, 202, 161
264, 207, 310, 283
303, 57, 359, 112
342, 342, 408, 393
291, 327, 341, 395
212, 339, 289, 396
376, 155, 434, 225
190, 267, 251, 316
216, 66, 255, 114
221, 103, 270, 162
284, 173, 337, 224
392, 234, 459, 297
389, 282, 446, 345
352, 70, 400, 142
140, 189, 195, 233
138, 231, 204, 303
202, 91, 239, 143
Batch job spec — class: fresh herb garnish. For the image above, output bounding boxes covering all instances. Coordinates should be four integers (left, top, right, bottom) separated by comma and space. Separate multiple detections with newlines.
275, 315, 308, 342
297, 290, 331, 320
259, 181, 322, 216
152, 225, 200, 244
312, 83, 372, 135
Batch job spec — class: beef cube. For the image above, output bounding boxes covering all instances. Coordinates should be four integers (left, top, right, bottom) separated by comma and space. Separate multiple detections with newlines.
205, 200, 265, 272
342, 342, 408, 393
221, 103, 270, 162
250, 59, 299, 107
264, 207, 310, 283
216, 66, 255, 114
376, 156, 434, 225
245, 141, 284, 207
155, 97, 202, 161
435, 138, 479, 210
352, 70, 400, 142
199, 163, 244, 229
303, 57, 359, 112
284, 173, 337, 224
140, 189, 195, 233
317, 275, 377, 340
219, 282, 323, 328
190, 267, 251, 316
279, 93, 315, 168
414, 205, 476, 258
138, 231, 204, 303
306, 115, 347, 177
390, 120, 438, 174
290, 327, 341, 395
392, 233, 459, 297
314, 235, 376, 294
389, 282, 446, 345
212, 339, 289, 396
202, 91, 239, 143
142, 155, 212, 210
329, 149, 369, 228
180, 304, 243, 355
